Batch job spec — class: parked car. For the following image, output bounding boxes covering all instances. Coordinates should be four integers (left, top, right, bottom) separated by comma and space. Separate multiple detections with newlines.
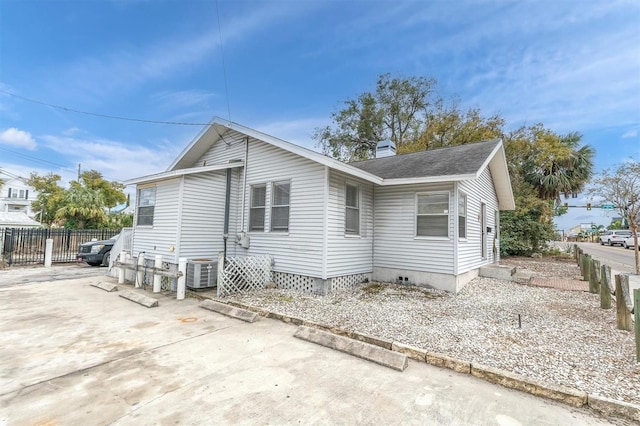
77, 234, 119, 266
599, 230, 632, 247
622, 233, 638, 249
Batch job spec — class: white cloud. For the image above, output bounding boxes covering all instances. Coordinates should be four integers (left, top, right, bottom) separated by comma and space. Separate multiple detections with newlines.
47, 4, 315, 102
254, 117, 330, 151
0, 128, 37, 150
40, 134, 180, 183
622, 130, 638, 138
62, 127, 81, 136
151, 90, 217, 111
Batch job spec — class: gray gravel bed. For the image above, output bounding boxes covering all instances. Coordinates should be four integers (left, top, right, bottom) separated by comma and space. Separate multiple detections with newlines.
224, 258, 640, 406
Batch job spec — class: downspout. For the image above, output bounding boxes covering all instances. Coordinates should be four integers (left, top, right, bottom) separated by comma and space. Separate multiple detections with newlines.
223, 168, 232, 268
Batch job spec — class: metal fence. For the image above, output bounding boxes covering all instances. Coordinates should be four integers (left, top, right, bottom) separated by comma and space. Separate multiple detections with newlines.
1, 228, 120, 266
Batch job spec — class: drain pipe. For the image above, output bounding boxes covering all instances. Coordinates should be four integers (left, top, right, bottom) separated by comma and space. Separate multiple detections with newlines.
223, 167, 232, 269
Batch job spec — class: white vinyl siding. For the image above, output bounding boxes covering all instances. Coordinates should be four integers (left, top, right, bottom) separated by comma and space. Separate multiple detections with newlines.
373, 183, 454, 275
326, 170, 374, 277
240, 139, 325, 277
132, 178, 181, 261
416, 192, 450, 237
457, 168, 500, 272
178, 170, 239, 259
196, 130, 247, 166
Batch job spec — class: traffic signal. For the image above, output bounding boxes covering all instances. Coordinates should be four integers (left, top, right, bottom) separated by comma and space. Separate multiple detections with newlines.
587, 203, 591, 210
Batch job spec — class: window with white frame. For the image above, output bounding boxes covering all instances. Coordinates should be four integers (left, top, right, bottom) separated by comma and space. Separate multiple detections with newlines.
416, 192, 449, 237
270, 181, 290, 232
137, 186, 156, 226
345, 184, 360, 235
458, 192, 467, 238
249, 184, 266, 232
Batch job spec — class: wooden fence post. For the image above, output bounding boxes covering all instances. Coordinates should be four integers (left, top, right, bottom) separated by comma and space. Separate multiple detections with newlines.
589, 259, 600, 294
634, 288, 640, 362
582, 254, 591, 283
615, 274, 633, 331
600, 264, 611, 309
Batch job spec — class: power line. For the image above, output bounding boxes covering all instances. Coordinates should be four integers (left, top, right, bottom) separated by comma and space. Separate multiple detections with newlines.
215, 0, 231, 121
0, 145, 71, 169
0, 88, 212, 126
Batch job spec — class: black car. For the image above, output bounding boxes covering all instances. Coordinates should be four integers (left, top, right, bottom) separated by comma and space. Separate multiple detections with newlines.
77, 234, 118, 266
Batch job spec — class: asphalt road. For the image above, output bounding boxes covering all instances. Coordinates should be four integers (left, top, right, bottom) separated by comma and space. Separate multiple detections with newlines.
574, 242, 638, 274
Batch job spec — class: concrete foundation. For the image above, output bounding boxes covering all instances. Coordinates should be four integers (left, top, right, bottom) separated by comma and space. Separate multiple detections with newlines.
373, 266, 479, 293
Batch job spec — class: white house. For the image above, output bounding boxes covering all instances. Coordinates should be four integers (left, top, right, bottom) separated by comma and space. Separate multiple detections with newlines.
125, 118, 514, 293
0, 172, 39, 218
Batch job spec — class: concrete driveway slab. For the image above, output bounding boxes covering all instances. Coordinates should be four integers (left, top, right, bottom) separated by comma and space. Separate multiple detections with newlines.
0, 276, 624, 425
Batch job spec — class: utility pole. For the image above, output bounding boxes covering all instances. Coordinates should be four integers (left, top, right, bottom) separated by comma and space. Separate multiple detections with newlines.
77, 163, 81, 180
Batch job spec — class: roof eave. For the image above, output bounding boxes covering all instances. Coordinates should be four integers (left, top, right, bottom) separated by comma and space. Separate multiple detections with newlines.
125, 162, 244, 186
380, 173, 477, 186
485, 142, 515, 210
168, 117, 384, 184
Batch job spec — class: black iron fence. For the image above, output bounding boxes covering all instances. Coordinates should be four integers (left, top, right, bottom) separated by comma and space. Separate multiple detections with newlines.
1, 228, 120, 266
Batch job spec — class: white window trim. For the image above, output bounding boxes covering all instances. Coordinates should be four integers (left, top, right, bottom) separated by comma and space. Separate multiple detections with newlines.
248, 183, 267, 233
414, 191, 451, 239
136, 184, 156, 228
458, 191, 467, 240
270, 180, 291, 233
345, 182, 361, 237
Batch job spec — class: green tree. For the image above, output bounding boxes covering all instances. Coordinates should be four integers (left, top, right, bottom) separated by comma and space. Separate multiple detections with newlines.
56, 186, 107, 229
404, 99, 505, 152
508, 126, 594, 206
589, 161, 640, 274
315, 73, 437, 161
74, 170, 126, 210
27, 172, 66, 226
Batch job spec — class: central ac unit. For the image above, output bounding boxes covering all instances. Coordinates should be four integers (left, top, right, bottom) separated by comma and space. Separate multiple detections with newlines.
186, 259, 217, 289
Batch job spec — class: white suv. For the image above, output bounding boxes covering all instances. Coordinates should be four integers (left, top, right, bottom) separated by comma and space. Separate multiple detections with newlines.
622, 233, 638, 249
599, 230, 632, 246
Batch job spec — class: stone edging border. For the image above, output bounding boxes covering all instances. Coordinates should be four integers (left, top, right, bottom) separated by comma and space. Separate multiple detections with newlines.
218, 298, 640, 423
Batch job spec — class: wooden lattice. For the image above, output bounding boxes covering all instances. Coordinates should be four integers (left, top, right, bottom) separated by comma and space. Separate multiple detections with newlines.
217, 254, 273, 297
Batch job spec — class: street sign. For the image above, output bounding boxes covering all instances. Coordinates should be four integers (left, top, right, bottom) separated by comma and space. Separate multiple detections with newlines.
601, 204, 615, 209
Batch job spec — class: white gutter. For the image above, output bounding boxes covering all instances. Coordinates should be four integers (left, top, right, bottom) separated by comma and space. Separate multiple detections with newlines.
124, 162, 243, 186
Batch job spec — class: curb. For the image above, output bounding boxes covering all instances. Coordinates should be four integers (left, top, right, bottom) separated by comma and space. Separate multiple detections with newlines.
294, 326, 408, 371
216, 298, 640, 423
200, 299, 258, 323
119, 290, 158, 308
90, 281, 118, 292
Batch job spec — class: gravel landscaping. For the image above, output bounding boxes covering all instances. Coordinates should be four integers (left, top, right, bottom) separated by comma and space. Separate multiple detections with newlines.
222, 256, 640, 406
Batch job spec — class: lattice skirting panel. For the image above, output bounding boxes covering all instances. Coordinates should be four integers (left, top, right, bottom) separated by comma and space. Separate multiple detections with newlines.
139, 258, 178, 291
217, 255, 273, 297
330, 273, 370, 291
273, 272, 316, 293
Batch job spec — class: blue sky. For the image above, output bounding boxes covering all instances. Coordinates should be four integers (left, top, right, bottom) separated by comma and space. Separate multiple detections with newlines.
0, 0, 638, 231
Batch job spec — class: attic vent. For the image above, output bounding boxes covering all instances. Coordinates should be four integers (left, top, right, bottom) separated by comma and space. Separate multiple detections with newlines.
376, 140, 396, 158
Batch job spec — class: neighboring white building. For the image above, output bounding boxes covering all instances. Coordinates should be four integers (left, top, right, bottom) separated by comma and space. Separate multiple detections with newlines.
0, 172, 38, 218
125, 119, 515, 294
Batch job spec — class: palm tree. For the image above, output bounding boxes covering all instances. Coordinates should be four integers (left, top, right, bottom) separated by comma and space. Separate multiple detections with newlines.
523, 131, 594, 206
55, 187, 107, 229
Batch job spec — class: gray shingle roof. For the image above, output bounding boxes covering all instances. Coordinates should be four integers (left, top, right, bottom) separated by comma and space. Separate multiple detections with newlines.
349, 140, 501, 179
